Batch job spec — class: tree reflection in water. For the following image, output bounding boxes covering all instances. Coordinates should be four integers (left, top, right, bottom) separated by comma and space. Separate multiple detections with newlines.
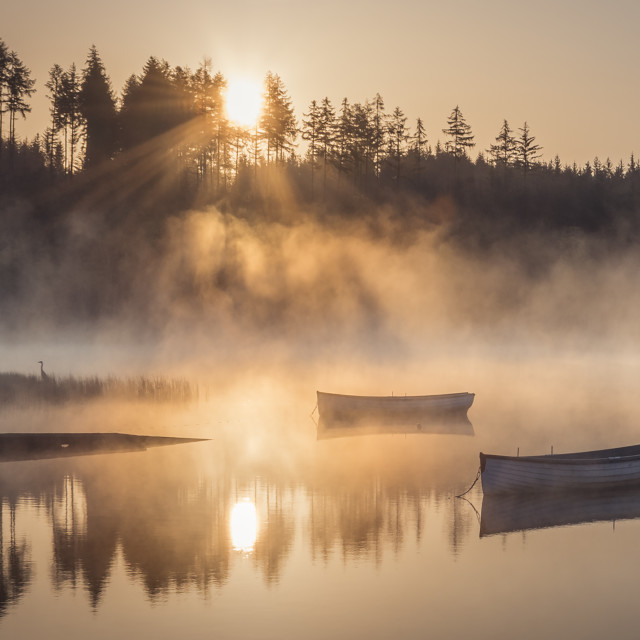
253, 483, 295, 584
0, 434, 478, 614
50, 474, 118, 608
0, 499, 32, 618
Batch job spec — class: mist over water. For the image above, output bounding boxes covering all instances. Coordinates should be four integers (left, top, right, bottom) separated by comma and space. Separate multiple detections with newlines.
5, 197, 640, 477
7, 200, 640, 357
3, 201, 640, 639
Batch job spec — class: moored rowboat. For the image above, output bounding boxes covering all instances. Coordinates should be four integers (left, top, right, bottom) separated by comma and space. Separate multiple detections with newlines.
317, 391, 474, 430
480, 443, 640, 494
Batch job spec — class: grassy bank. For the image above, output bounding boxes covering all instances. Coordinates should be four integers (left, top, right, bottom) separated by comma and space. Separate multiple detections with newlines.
0, 372, 197, 407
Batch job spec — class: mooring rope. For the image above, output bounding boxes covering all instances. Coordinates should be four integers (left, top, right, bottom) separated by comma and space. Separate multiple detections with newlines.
309, 403, 319, 427
458, 494, 481, 524
455, 465, 481, 498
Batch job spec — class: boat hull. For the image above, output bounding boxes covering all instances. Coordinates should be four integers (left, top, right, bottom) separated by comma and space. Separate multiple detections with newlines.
317, 391, 474, 428
480, 444, 640, 494
316, 391, 474, 435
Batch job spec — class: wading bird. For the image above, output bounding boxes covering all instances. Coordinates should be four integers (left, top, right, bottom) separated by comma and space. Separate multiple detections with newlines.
37, 361, 49, 381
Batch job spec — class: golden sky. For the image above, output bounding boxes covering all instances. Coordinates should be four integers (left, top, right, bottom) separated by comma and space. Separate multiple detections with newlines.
5, 0, 640, 166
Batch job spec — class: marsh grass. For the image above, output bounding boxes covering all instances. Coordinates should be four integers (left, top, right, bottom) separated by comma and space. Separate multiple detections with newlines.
0, 372, 197, 407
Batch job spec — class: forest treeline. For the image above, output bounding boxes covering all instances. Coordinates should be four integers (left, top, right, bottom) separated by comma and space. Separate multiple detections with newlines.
2, 40, 640, 234
2, 40, 640, 331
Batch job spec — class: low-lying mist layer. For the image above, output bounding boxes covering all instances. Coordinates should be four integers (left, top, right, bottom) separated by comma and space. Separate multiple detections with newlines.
3, 198, 640, 366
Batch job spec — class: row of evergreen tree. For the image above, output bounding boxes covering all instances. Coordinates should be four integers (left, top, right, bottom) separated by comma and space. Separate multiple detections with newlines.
0, 40, 546, 182
0, 40, 620, 179
2, 38, 640, 210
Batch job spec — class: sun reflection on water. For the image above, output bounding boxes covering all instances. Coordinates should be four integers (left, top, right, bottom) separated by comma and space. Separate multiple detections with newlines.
230, 499, 258, 552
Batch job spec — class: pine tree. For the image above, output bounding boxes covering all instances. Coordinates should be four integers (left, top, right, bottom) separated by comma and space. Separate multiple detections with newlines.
59, 63, 83, 174
195, 64, 226, 189
317, 97, 335, 193
260, 72, 297, 166
442, 105, 474, 160
604, 157, 613, 179
411, 117, 429, 176
515, 122, 542, 177
554, 155, 562, 175
628, 153, 640, 196
0, 39, 9, 153
302, 99, 322, 195
80, 46, 117, 167
119, 57, 192, 149
218, 116, 232, 190
371, 93, 386, 177
387, 106, 408, 183
251, 118, 261, 180
5, 49, 36, 148
488, 119, 516, 168
119, 74, 141, 149
350, 101, 374, 182
614, 159, 624, 180
229, 123, 249, 178
45, 64, 65, 170
334, 98, 352, 179
191, 59, 225, 183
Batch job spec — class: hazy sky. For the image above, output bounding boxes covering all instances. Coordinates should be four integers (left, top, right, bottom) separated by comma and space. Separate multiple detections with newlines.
5, 0, 640, 166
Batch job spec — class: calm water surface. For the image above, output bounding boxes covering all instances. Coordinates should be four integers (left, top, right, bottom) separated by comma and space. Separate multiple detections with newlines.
1, 355, 640, 640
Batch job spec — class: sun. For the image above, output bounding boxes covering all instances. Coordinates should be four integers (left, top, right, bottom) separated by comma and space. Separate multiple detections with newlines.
225, 78, 263, 127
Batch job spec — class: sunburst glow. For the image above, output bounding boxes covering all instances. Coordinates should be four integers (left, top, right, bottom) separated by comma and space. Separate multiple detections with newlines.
230, 500, 258, 551
225, 79, 262, 127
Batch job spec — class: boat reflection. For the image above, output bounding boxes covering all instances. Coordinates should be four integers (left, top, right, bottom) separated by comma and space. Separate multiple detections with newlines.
480, 488, 640, 537
317, 416, 474, 439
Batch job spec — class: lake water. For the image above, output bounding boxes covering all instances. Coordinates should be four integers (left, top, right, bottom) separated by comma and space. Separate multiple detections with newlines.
1, 349, 640, 640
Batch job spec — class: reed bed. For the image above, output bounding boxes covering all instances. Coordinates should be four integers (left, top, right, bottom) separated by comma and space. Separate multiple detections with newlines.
0, 372, 198, 407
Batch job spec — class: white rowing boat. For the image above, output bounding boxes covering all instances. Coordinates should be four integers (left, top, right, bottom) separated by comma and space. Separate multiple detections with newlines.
480, 443, 640, 494
316, 391, 474, 435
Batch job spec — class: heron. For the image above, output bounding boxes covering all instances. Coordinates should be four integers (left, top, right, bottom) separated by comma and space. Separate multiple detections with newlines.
37, 361, 49, 381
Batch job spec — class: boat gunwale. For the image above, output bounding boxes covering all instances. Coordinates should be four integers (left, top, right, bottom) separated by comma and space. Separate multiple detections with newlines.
481, 447, 640, 468
317, 391, 474, 402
